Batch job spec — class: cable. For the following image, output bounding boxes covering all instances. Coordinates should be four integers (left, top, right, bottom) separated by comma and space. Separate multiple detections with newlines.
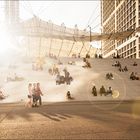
85, 3, 100, 29
89, 14, 100, 27
21, 1, 34, 16
91, 23, 101, 31
37, 1, 54, 17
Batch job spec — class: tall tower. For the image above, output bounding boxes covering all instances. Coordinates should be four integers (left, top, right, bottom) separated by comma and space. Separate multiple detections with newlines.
101, 0, 140, 59
5, 0, 19, 24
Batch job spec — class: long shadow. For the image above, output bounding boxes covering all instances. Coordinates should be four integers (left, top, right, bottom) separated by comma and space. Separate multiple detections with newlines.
0, 101, 140, 125
40, 112, 60, 122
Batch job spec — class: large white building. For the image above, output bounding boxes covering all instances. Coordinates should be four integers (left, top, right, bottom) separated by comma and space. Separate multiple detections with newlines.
101, 0, 140, 58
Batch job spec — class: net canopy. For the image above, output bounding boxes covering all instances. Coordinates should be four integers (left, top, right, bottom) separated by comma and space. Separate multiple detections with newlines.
7, 16, 134, 58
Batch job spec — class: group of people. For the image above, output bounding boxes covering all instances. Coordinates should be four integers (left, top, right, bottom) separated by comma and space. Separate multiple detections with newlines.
112, 61, 121, 67
32, 63, 43, 71
106, 73, 114, 80
26, 83, 43, 107
56, 68, 73, 85
119, 66, 128, 72
130, 72, 139, 80
133, 62, 138, 66
6, 73, 24, 82
112, 61, 140, 81
92, 85, 113, 96
112, 61, 128, 72
95, 53, 103, 59
48, 64, 59, 75
48, 53, 57, 60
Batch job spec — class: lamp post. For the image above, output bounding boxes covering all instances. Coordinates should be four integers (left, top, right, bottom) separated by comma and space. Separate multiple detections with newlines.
87, 25, 92, 54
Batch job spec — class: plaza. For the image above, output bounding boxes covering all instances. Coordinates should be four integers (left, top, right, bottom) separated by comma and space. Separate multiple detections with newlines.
0, 0, 140, 139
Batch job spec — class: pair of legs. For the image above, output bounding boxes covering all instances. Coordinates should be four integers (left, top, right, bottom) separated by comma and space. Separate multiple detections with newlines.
33, 95, 42, 106
25, 98, 32, 108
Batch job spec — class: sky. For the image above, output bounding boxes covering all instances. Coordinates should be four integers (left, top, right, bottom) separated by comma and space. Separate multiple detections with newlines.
0, 1, 101, 48
20, 1, 101, 32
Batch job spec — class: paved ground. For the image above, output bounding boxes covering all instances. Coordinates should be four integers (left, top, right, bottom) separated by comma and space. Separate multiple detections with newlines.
0, 101, 140, 139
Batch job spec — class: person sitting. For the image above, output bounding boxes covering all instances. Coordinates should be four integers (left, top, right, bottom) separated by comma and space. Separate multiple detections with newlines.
99, 54, 103, 59
106, 73, 113, 80
134, 72, 139, 80
133, 62, 137, 66
86, 61, 91, 68
68, 61, 73, 65
83, 58, 86, 62
119, 65, 124, 72
106, 73, 110, 80
60, 76, 65, 84
52, 64, 57, 75
130, 72, 136, 80
56, 74, 61, 85
86, 53, 90, 58
0, 91, 5, 100
92, 86, 97, 96
14, 73, 18, 80
117, 61, 121, 67
48, 68, 53, 75
109, 73, 114, 80
106, 87, 113, 96
55, 67, 59, 75
78, 53, 80, 58
95, 53, 98, 58
116, 53, 120, 59
99, 85, 106, 96
112, 61, 116, 67
72, 54, 76, 58
83, 60, 90, 68
66, 91, 74, 100
124, 66, 128, 72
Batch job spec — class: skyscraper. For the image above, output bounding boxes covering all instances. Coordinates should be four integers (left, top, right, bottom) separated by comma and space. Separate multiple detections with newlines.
5, 0, 19, 24
101, 0, 140, 58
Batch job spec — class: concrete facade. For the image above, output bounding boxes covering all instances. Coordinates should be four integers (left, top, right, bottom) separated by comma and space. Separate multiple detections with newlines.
101, 0, 140, 59
5, 0, 19, 24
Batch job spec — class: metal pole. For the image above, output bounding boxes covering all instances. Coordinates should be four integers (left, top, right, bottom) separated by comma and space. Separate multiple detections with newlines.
58, 39, 64, 57
79, 41, 84, 55
39, 37, 42, 58
88, 26, 92, 53
49, 38, 53, 55
68, 41, 75, 57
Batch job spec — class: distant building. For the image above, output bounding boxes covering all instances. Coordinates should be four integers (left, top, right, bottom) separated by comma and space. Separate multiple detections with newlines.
5, 0, 19, 24
101, 0, 140, 58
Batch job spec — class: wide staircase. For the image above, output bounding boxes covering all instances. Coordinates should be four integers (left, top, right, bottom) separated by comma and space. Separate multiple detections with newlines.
60, 57, 140, 101
1, 57, 140, 103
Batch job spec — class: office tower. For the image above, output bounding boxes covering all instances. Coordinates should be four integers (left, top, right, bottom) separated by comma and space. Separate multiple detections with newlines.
101, 0, 140, 58
5, 0, 19, 24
